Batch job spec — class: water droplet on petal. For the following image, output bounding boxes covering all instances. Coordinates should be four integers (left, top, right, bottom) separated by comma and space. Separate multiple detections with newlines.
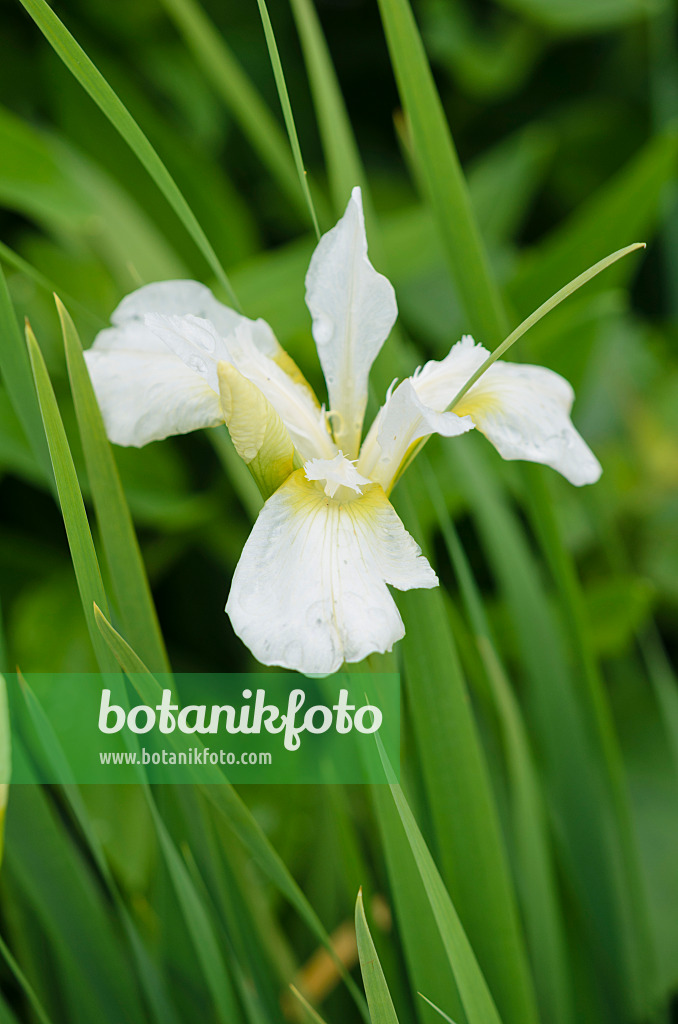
188, 355, 207, 375
197, 329, 216, 353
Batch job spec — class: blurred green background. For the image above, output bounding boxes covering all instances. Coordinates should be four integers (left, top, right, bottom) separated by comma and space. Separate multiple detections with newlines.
0, 1, 677, 1023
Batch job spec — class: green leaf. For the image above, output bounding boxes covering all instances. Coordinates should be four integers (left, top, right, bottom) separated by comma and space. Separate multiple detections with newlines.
448, 437, 651, 1019
15, 674, 182, 1024
92, 605, 370, 1023
370, 781, 466, 1024
394, 241, 645, 487
0, 263, 51, 481
0, 598, 6, 671
16, 678, 240, 1024
493, 0, 663, 33
0, 240, 103, 330
508, 132, 678, 318
17, 0, 238, 307
0, 105, 186, 287
418, 994, 457, 1024
642, 627, 678, 787
0, 932, 54, 1024
375, 0, 507, 346
418, 460, 574, 1024
448, 242, 644, 411
355, 889, 401, 1024
25, 323, 118, 674
288, 985, 332, 1024
467, 125, 555, 245
58, 296, 170, 673
255, 0, 320, 237
3, 785, 148, 1024
375, 753, 505, 1024
396, 485, 539, 1024
289, 0, 367, 217
144, 799, 245, 1024
0, 674, 9, 867
157, 0, 312, 221
523, 465, 657, 1015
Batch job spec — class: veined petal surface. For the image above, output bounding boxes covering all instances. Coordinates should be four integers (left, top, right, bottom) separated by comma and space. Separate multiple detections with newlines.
85, 279, 335, 458
84, 342, 222, 447
305, 187, 397, 459
218, 361, 295, 499
394, 336, 601, 486
84, 279, 275, 447
148, 315, 336, 461
358, 379, 474, 492
226, 466, 438, 675
103, 279, 279, 356
453, 362, 602, 485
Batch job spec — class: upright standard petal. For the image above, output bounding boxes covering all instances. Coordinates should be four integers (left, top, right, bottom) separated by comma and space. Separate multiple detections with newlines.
406, 336, 602, 486
305, 187, 397, 459
226, 462, 438, 675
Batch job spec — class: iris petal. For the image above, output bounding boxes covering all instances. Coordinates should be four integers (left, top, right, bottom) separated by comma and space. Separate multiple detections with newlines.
305, 187, 397, 459
226, 466, 437, 675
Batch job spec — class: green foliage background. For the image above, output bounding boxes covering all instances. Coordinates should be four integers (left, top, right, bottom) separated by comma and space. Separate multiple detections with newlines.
0, 1, 676, 1023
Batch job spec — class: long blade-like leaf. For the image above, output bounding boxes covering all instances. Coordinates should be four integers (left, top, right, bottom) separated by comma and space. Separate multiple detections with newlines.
375, 0, 507, 345
289, 0, 366, 216
16, 674, 182, 1024
0, 242, 103, 329
158, 0, 312, 221
25, 324, 118, 674
0, 674, 9, 868
449, 437, 648, 1018
418, 460, 574, 1024
144, 799, 245, 1024
0, 933, 54, 1024
448, 242, 645, 409
255, 0, 320, 237
355, 889, 400, 1024
58, 297, 169, 673
396, 242, 645, 482
17, 0, 238, 307
374, 751, 505, 1024
396, 489, 538, 1024
0, 264, 51, 481
418, 994, 457, 1024
93, 604, 370, 1022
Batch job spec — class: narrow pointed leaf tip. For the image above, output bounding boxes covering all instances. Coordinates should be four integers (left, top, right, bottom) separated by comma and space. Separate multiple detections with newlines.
355, 889, 401, 1024
448, 241, 646, 410
418, 993, 458, 1024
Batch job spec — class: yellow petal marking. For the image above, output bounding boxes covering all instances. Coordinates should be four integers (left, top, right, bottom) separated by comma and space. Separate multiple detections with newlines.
218, 361, 295, 499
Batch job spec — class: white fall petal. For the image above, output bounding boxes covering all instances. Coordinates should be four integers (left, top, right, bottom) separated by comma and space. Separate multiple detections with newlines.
84, 340, 223, 447
452, 362, 602, 485
372, 336, 602, 488
84, 280, 274, 447
305, 186, 397, 459
84, 280, 336, 459
146, 314, 335, 460
226, 460, 438, 676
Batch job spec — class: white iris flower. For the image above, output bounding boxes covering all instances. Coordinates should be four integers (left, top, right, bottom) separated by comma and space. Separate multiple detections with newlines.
85, 187, 601, 675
